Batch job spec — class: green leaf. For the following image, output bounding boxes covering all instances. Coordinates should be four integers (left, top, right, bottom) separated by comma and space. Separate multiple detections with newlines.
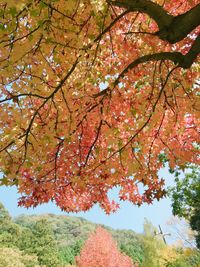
39, 1, 47, 9
9, 7, 17, 17
30, 9, 39, 17
0, 176, 8, 186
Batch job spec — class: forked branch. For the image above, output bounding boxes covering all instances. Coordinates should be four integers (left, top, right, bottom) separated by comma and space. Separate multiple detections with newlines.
109, 0, 200, 43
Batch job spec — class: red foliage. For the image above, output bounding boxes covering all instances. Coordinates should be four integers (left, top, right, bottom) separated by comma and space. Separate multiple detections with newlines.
0, 0, 199, 213
76, 227, 135, 267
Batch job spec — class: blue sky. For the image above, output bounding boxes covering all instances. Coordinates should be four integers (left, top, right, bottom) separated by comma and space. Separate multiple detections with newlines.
0, 167, 175, 244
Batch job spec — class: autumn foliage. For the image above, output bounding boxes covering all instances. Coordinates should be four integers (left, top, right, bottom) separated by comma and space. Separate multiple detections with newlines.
0, 0, 199, 212
76, 227, 135, 267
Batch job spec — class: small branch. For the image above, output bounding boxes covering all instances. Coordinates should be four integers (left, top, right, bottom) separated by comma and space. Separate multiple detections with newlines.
93, 66, 178, 171
0, 93, 47, 104
23, 57, 79, 148
94, 10, 129, 43
84, 120, 103, 166
41, 0, 76, 21
2, 25, 41, 47
0, 58, 79, 162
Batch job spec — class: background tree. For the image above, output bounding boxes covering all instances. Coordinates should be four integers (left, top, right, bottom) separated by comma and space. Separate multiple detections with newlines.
0, 202, 200, 266
158, 246, 180, 267
162, 248, 200, 267
13, 211, 144, 265
0, 204, 40, 267
58, 240, 83, 265
120, 242, 143, 265
76, 226, 135, 267
0, 247, 39, 267
170, 166, 200, 249
0, 203, 22, 248
0, 0, 199, 213
0, 202, 11, 222
166, 216, 196, 249
140, 219, 200, 267
29, 219, 62, 267
140, 219, 164, 267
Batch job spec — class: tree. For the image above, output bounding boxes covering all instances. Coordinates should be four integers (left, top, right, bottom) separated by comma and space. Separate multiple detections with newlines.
140, 219, 200, 267
120, 242, 143, 265
170, 166, 200, 249
76, 226, 134, 267
59, 246, 75, 265
166, 216, 196, 248
0, 202, 11, 222
0, 202, 22, 248
140, 219, 164, 267
158, 246, 180, 267
0, 0, 199, 213
0, 247, 39, 267
160, 247, 200, 267
58, 240, 83, 265
29, 219, 62, 267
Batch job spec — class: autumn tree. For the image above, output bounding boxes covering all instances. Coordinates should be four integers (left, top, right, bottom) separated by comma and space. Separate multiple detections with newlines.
0, 0, 199, 213
76, 226, 135, 267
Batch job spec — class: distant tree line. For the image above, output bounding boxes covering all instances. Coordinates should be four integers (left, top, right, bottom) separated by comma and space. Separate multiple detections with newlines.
0, 202, 199, 267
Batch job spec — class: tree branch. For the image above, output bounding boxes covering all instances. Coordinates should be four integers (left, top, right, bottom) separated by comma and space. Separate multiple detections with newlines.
158, 4, 200, 43
94, 10, 129, 43
93, 66, 178, 171
109, 0, 173, 30
180, 34, 200, 68
94, 36, 199, 98
109, 0, 200, 43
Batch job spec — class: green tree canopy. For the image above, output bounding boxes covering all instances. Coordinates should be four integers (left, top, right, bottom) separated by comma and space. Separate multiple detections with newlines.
0, 247, 39, 267
170, 166, 200, 249
30, 219, 63, 267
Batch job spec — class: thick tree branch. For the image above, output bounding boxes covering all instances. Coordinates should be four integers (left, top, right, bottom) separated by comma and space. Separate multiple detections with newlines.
180, 34, 200, 68
94, 51, 180, 97
109, 0, 173, 29
122, 35, 200, 71
109, 0, 200, 43
158, 4, 200, 43
94, 34, 200, 98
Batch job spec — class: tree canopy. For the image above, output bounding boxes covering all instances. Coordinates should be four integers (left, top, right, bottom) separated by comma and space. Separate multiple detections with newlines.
0, 0, 199, 213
